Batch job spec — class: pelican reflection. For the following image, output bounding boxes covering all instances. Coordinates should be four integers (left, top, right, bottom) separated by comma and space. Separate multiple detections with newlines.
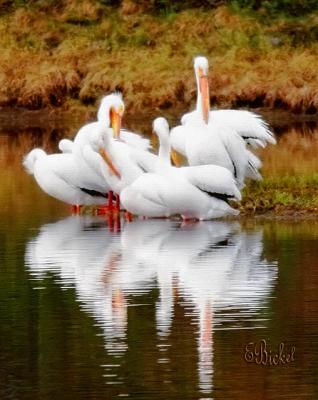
25, 216, 277, 395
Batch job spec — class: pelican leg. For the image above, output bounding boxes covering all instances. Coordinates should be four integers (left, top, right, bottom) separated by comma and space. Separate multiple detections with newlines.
71, 204, 82, 214
115, 194, 120, 212
97, 192, 112, 214
108, 191, 114, 210
108, 213, 114, 232
114, 213, 121, 233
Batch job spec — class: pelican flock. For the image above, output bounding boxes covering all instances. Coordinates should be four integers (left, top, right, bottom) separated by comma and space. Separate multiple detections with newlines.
23, 56, 276, 221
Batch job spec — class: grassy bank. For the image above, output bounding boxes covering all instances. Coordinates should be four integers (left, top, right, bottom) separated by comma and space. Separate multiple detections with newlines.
241, 128, 318, 215
1, 1, 318, 113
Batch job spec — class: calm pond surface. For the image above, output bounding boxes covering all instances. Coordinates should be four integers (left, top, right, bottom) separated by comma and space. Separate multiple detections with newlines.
1, 114, 318, 399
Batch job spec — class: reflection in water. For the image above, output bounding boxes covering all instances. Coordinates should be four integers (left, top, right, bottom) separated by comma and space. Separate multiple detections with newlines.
25, 217, 277, 397
1, 114, 317, 400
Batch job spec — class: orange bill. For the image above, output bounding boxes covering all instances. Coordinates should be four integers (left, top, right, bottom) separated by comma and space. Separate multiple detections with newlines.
199, 74, 210, 124
110, 108, 122, 139
99, 148, 121, 178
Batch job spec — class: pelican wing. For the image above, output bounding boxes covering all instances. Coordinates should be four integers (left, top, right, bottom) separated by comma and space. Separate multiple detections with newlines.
129, 147, 160, 173
182, 109, 276, 148
121, 174, 168, 216
210, 110, 276, 147
48, 154, 82, 190
214, 124, 250, 189
246, 150, 262, 181
120, 129, 151, 151
179, 165, 241, 201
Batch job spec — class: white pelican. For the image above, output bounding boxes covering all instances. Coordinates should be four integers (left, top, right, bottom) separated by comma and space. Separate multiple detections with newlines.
72, 93, 154, 209
23, 148, 107, 210
119, 118, 241, 220
181, 56, 276, 147
56, 94, 149, 207
74, 93, 151, 152
77, 96, 168, 211
170, 56, 275, 186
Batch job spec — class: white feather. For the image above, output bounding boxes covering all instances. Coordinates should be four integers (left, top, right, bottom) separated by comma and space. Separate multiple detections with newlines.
120, 118, 241, 220
23, 149, 106, 205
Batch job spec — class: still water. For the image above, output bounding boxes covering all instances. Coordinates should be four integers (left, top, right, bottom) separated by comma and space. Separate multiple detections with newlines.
1, 114, 318, 399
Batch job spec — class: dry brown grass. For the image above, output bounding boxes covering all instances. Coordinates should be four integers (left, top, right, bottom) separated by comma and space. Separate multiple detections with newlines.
0, 4, 318, 113
260, 127, 318, 176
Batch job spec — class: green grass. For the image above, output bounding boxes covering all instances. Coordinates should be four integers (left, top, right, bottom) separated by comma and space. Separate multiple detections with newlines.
240, 174, 318, 214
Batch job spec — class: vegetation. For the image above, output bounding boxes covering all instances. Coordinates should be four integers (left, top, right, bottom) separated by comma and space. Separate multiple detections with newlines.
230, 0, 318, 16
240, 127, 318, 215
0, 1, 318, 113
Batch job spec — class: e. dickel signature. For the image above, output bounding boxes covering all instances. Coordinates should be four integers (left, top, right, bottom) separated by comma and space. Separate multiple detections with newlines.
244, 339, 295, 366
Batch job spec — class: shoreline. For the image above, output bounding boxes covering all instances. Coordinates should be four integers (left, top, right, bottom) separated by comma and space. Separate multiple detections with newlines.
1, 105, 318, 132
240, 209, 318, 220
73, 206, 318, 220
1, 108, 317, 219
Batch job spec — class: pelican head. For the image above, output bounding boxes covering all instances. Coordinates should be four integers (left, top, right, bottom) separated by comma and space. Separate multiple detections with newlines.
23, 148, 46, 175
193, 56, 210, 124
58, 139, 73, 153
97, 93, 125, 139
194, 56, 209, 75
153, 117, 172, 165
153, 117, 170, 141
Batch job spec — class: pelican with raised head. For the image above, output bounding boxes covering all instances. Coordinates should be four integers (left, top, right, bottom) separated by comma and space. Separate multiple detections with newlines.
170, 56, 272, 187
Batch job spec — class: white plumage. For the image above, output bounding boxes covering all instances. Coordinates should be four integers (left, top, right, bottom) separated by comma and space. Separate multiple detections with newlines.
23, 59, 275, 218
170, 56, 275, 187
70, 93, 152, 196
23, 149, 107, 206
181, 109, 276, 148
120, 118, 241, 220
